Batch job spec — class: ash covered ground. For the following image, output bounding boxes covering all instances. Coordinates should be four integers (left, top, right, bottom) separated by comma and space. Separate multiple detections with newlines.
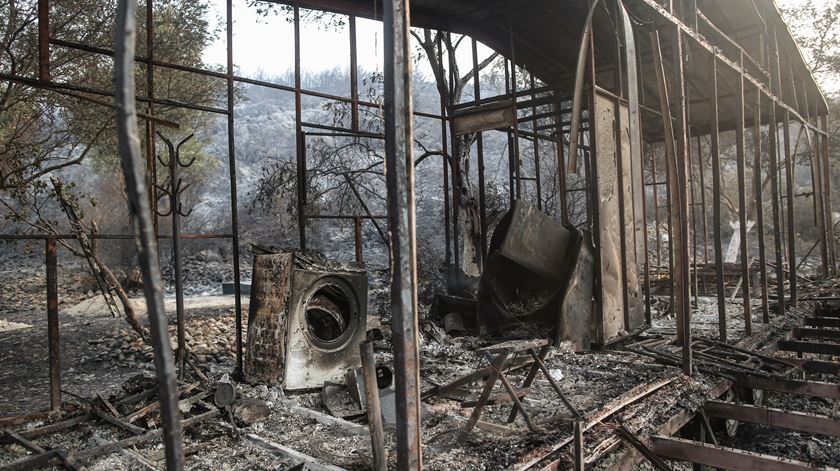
0, 245, 838, 470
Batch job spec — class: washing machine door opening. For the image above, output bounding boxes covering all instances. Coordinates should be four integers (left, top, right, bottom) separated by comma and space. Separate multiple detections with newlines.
303, 278, 360, 351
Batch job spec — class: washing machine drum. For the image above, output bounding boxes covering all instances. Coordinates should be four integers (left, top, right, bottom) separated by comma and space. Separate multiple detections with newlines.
284, 269, 368, 390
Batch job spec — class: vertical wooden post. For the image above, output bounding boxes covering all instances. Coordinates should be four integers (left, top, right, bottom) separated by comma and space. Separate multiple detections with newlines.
361, 341, 387, 470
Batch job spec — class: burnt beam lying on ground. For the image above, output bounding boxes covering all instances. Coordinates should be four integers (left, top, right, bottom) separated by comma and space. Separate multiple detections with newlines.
704, 400, 840, 437
651, 436, 840, 471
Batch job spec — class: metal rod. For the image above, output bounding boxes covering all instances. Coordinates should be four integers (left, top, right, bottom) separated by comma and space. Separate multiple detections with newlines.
349, 15, 359, 131
753, 89, 769, 323
735, 55, 752, 335
145, 0, 157, 239
508, 12, 521, 199
354, 217, 363, 264
45, 238, 60, 411
383, 0, 422, 466
652, 144, 662, 266
226, 0, 244, 378
782, 110, 797, 307
672, 28, 692, 374
472, 38, 488, 264
696, 136, 709, 266
343, 174, 388, 245
531, 74, 543, 209
642, 142, 652, 324
822, 114, 835, 274
37, 0, 50, 81
114, 1, 183, 467
439, 35, 452, 273
294, 4, 306, 251
361, 341, 387, 470
708, 56, 727, 342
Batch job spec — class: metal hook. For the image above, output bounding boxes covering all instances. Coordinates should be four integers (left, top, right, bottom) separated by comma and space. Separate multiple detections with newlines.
176, 134, 195, 168
178, 203, 193, 217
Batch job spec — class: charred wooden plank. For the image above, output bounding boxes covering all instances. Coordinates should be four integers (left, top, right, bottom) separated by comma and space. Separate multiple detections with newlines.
778, 340, 840, 356
792, 327, 840, 341
705, 400, 840, 437
651, 435, 839, 471
735, 374, 840, 400
782, 357, 840, 376
804, 317, 840, 328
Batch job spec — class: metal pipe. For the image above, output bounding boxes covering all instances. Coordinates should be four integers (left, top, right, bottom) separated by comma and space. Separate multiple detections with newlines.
753, 89, 769, 323
349, 15, 359, 131
672, 29, 692, 375
782, 111, 797, 307
354, 217, 363, 264
145, 0, 157, 239
294, 4, 306, 251
735, 56, 752, 335
530, 74, 543, 209
439, 35, 452, 273
568, 0, 603, 173
225, 0, 244, 378
708, 56, 727, 341
472, 38, 488, 265
114, 1, 183, 467
383, 0, 422, 466
507, 12, 521, 199
821, 114, 835, 274
37, 0, 50, 81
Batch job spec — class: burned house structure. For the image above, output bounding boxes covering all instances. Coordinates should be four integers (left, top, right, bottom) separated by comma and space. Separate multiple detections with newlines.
1, 0, 839, 470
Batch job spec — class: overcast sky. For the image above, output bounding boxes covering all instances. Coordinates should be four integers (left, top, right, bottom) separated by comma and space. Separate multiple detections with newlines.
201, 0, 824, 86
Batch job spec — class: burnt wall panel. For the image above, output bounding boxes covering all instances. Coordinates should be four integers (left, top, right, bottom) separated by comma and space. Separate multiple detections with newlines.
244, 253, 295, 384
594, 93, 625, 342
620, 103, 645, 330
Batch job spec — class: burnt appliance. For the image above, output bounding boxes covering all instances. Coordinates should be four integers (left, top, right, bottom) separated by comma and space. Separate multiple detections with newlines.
244, 252, 368, 390
477, 200, 595, 351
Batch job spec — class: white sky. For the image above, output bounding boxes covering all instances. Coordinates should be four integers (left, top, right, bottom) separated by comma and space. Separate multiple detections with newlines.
201, 0, 494, 80
201, 0, 829, 89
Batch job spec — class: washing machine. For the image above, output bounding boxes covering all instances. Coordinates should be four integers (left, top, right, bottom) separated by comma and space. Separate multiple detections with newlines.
244, 252, 368, 390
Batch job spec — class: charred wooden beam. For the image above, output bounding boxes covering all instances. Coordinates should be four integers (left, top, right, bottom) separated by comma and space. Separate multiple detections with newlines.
705, 400, 840, 437
651, 436, 838, 471
778, 340, 840, 356
783, 357, 840, 376
735, 374, 840, 400
804, 317, 840, 328
792, 327, 840, 342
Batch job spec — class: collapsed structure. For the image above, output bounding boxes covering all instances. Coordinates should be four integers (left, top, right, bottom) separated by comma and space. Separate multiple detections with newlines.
1, 0, 838, 470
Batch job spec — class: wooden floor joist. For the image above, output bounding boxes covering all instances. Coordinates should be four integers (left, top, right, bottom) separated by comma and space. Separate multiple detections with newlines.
704, 400, 840, 437
804, 317, 840, 328
778, 339, 840, 356
651, 436, 840, 471
735, 374, 840, 400
783, 357, 840, 376
793, 327, 840, 341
